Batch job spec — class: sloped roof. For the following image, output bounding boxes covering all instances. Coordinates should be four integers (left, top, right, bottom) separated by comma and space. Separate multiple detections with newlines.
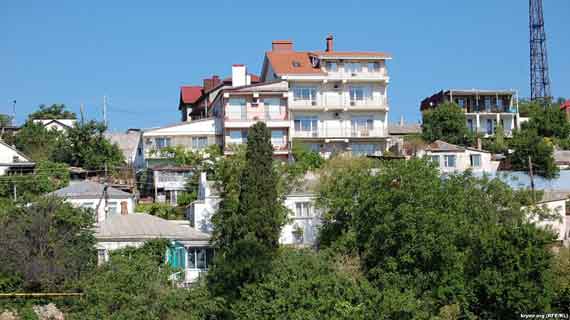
180, 86, 203, 104
388, 123, 422, 135
538, 190, 570, 204
265, 51, 324, 76
95, 213, 210, 241
0, 140, 33, 163
104, 131, 141, 161
313, 51, 391, 58
48, 181, 132, 198
425, 140, 466, 152
554, 150, 570, 164
227, 80, 288, 93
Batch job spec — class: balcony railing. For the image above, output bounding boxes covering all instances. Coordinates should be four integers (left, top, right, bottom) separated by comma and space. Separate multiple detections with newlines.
290, 97, 387, 109
225, 105, 288, 121
464, 106, 517, 113
326, 69, 388, 78
292, 126, 386, 138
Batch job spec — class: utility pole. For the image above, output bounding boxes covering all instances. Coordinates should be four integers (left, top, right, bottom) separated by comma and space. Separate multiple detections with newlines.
103, 95, 108, 127
80, 103, 85, 125
12, 100, 16, 126
528, 156, 536, 204
13, 183, 17, 202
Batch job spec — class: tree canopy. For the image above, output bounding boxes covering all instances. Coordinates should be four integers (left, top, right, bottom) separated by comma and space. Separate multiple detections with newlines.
509, 128, 559, 179
28, 104, 77, 120
13, 121, 63, 162
422, 102, 473, 146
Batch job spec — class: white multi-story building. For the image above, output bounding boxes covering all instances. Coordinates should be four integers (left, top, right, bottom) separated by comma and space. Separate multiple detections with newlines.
260, 35, 391, 158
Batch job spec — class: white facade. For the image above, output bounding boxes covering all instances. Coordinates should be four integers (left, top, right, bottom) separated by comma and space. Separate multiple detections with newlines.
0, 141, 34, 175
143, 119, 222, 161
187, 172, 322, 246
525, 192, 570, 245
33, 119, 76, 131
68, 196, 135, 223
417, 141, 500, 174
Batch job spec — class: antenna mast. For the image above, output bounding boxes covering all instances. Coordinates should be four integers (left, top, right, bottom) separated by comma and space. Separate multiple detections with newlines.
529, 0, 551, 104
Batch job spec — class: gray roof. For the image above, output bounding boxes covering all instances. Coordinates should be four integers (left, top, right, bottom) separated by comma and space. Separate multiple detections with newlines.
538, 190, 570, 204
554, 150, 570, 164
388, 123, 422, 135
425, 140, 491, 154
95, 213, 210, 241
104, 131, 141, 161
48, 181, 132, 199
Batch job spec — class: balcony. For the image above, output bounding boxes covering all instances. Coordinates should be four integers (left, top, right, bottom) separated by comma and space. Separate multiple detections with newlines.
224, 142, 289, 154
225, 104, 289, 128
290, 97, 388, 110
464, 105, 517, 113
292, 126, 386, 139
326, 69, 388, 81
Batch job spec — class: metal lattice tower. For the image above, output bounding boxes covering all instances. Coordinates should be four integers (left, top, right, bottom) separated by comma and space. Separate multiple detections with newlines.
529, 0, 551, 102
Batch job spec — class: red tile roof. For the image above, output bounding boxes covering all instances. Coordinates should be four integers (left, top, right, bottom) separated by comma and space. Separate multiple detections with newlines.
560, 100, 570, 110
180, 86, 203, 104
222, 74, 261, 83
265, 51, 324, 76
313, 51, 391, 58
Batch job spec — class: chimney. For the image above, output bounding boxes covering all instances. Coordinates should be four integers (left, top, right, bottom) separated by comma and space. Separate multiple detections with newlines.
326, 34, 334, 52
399, 115, 404, 127
272, 40, 293, 52
203, 75, 221, 92
232, 64, 247, 87
120, 201, 128, 215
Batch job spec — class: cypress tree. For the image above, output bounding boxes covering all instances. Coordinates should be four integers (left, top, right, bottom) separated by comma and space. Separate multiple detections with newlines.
209, 122, 286, 298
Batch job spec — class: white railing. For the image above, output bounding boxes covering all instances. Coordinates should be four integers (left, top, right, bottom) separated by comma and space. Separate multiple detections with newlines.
292, 126, 386, 138
291, 96, 387, 109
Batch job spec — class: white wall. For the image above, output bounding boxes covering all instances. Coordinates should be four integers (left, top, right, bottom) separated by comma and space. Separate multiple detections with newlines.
0, 144, 30, 175
66, 197, 134, 223
528, 199, 568, 241
420, 150, 499, 174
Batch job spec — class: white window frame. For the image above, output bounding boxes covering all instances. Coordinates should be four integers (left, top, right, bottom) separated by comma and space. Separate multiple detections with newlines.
470, 154, 482, 168
326, 62, 338, 72
444, 155, 456, 168
349, 85, 373, 103
295, 202, 312, 217
294, 116, 318, 133
271, 130, 285, 147
351, 143, 376, 156
293, 86, 317, 102
192, 136, 208, 150
155, 137, 171, 150
429, 155, 440, 166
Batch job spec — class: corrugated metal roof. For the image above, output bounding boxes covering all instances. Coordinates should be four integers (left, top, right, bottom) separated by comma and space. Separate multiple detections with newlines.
48, 181, 132, 198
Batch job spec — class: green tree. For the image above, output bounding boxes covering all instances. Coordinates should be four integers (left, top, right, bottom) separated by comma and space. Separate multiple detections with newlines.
52, 120, 124, 170
135, 203, 183, 220
509, 128, 559, 179
69, 240, 224, 320
0, 161, 70, 202
551, 247, 570, 313
209, 122, 286, 299
0, 197, 95, 292
0, 114, 13, 127
13, 121, 63, 162
289, 142, 325, 176
28, 104, 76, 120
422, 102, 473, 146
318, 159, 557, 317
520, 100, 570, 139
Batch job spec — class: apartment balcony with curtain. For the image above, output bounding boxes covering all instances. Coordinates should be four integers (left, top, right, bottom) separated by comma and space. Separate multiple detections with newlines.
224, 103, 289, 128
292, 124, 386, 139
290, 95, 388, 110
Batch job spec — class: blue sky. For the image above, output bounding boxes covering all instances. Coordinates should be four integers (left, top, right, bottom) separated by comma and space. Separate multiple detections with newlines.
1, 0, 569, 131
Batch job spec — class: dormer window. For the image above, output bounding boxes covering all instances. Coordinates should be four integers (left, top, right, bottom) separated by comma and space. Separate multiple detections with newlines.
292, 61, 302, 68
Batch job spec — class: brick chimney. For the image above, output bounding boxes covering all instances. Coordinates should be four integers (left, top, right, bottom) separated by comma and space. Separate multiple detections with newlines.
203, 75, 221, 92
326, 34, 334, 52
120, 201, 128, 216
272, 40, 293, 52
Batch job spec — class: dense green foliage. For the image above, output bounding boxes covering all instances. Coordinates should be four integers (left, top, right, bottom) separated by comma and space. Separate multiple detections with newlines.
0, 114, 13, 127
13, 121, 63, 162
28, 104, 76, 120
551, 247, 570, 313
52, 120, 124, 170
422, 102, 473, 145
509, 128, 559, 179
68, 240, 224, 320
209, 122, 286, 299
317, 158, 560, 318
0, 198, 95, 292
520, 100, 570, 140
135, 202, 184, 220
0, 161, 70, 202
289, 142, 325, 176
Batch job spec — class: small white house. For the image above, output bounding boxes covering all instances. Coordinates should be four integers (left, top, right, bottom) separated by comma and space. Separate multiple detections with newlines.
94, 212, 211, 284
32, 119, 76, 131
187, 172, 322, 246
0, 140, 35, 175
525, 190, 570, 246
48, 180, 135, 223
418, 140, 500, 174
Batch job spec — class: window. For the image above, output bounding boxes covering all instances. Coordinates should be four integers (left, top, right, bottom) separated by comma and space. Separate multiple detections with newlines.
486, 119, 494, 135
467, 119, 474, 132
497, 98, 503, 107
271, 130, 285, 147
294, 116, 318, 133
293, 86, 317, 102
192, 136, 208, 149
349, 86, 372, 102
367, 62, 381, 72
228, 98, 246, 119
345, 62, 362, 73
470, 154, 481, 168
295, 202, 312, 217
229, 130, 247, 144
155, 137, 171, 150
351, 117, 374, 136
457, 98, 465, 108
484, 97, 491, 110
444, 155, 456, 168
264, 98, 281, 119
429, 155, 440, 166
326, 62, 338, 72
187, 248, 214, 270
106, 201, 118, 218
97, 249, 108, 265
351, 143, 377, 156
81, 202, 94, 209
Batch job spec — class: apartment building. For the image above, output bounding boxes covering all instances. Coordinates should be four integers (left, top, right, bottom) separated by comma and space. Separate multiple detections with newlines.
260, 35, 391, 158
421, 89, 520, 137
209, 65, 290, 158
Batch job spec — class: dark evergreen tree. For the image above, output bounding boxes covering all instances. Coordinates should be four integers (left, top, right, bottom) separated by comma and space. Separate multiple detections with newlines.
209, 122, 286, 299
